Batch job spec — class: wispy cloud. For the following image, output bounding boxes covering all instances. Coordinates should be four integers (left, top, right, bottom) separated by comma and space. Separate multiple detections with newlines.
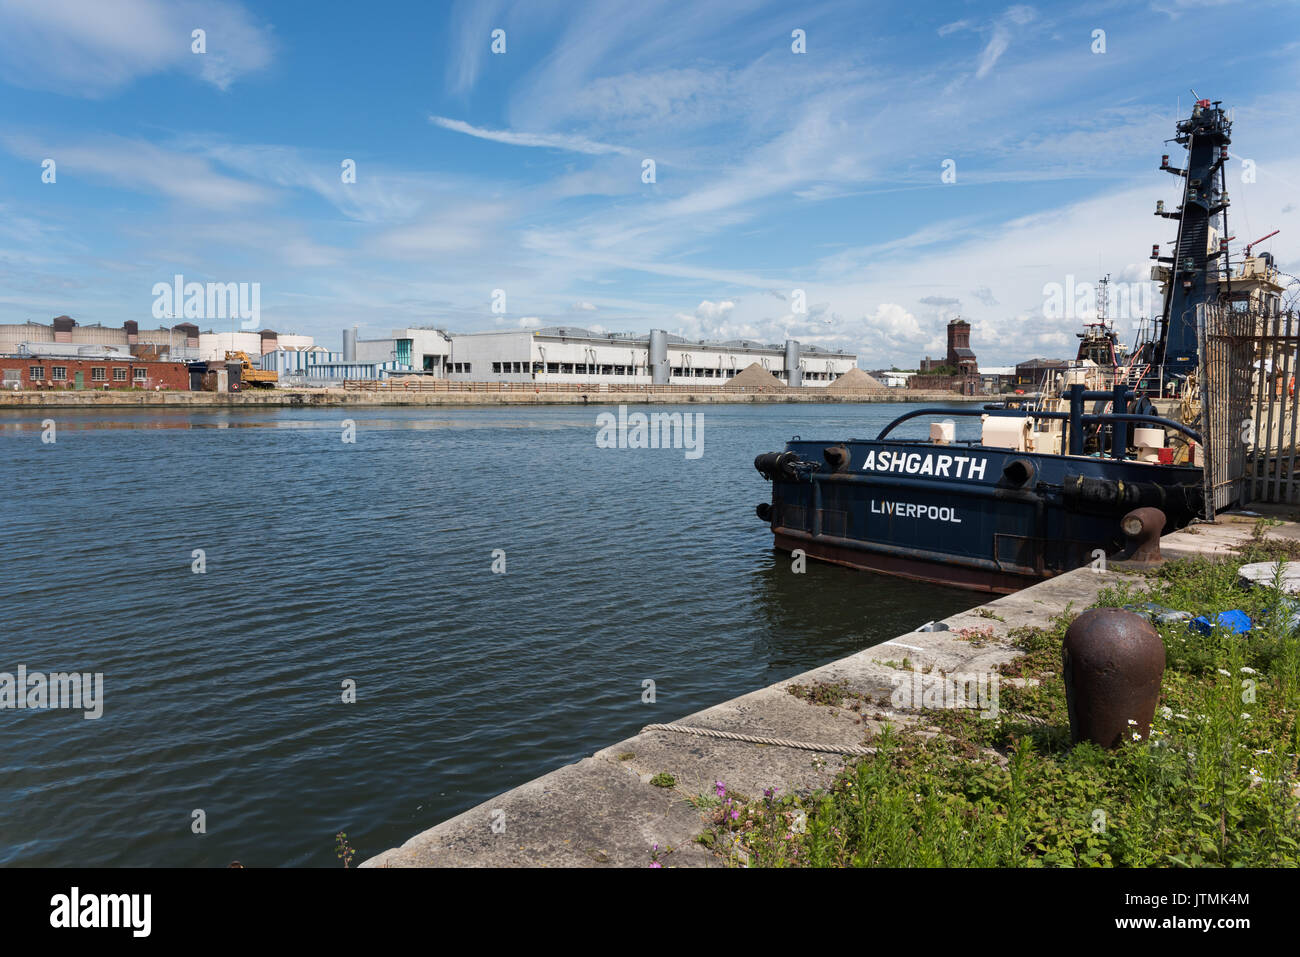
429, 116, 636, 156
0, 0, 273, 96
2, 133, 273, 207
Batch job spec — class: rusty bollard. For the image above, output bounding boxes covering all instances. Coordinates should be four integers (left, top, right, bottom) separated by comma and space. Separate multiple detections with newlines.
1118, 507, 1166, 565
1062, 608, 1165, 748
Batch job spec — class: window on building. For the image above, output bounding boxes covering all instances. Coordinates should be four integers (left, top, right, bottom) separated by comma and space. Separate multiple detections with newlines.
29, 366, 44, 379
91, 367, 106, 381
463, 363, 471, 374
492, 362, 501, 373
3, 369, 19, 384
113, 368, 127, 381
51, 366, 67, 381
133, 368, 147, 381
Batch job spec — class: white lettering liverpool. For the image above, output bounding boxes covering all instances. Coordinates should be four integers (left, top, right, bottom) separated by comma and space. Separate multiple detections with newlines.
871, 501, 962, 523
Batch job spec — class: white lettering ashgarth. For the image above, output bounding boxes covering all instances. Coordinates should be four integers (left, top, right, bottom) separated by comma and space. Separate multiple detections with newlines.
861, 449, 987, 481
870, 500, 962, 523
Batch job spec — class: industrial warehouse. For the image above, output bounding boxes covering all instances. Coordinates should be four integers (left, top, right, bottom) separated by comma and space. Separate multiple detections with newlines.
327, 326, 859, 387
2, 317, 862, 391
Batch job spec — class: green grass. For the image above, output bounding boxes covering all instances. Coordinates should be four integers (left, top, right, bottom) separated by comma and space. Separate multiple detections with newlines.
702, 556, 1300, 867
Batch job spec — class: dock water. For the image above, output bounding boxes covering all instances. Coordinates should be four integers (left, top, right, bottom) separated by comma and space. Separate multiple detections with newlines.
363, 519, 1281, 867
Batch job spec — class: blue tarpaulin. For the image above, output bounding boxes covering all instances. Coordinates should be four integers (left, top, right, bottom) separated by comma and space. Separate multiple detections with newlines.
1188, 610, 1253, 635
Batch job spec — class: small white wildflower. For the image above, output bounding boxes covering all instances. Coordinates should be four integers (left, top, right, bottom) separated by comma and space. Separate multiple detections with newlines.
1217, 669, 1231, 677
1241, 713, 1251, 720
1176, 713, 1190, 720
1127, 718, 1138, 726
1240, 667, 1257, 675
1159, 706, 1173, 719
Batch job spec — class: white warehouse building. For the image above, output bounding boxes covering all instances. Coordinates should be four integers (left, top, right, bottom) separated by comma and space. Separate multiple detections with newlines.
263, 325, 858, 385
422, 327, 857, 386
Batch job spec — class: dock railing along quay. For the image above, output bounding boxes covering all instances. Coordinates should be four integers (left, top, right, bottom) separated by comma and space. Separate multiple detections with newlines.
361, 515, 1288, 868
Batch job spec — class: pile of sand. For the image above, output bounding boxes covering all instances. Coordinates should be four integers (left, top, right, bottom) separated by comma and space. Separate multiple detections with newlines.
728, 362, 786, 389
827, 367, 884, 391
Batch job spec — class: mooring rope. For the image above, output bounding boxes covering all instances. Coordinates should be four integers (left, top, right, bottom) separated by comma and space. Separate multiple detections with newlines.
639, 723, 878, 756
640, 708, 1052, 756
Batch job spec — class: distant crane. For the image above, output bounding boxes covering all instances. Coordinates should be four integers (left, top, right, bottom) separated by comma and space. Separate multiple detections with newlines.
1246, 229, 1280, 257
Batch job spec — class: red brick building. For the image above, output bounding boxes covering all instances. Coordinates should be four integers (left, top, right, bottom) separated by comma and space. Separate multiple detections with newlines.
0, 356, 191, 391
920, 318, 978, 374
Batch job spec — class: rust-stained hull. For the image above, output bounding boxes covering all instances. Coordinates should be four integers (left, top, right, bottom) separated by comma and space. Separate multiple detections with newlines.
774, 530, 1037, 594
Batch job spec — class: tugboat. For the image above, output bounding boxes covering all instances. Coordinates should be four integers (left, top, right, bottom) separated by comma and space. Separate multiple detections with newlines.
753, 99, 1273, 593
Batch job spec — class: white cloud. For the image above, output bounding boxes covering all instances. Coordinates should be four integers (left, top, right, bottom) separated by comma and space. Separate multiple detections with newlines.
976, 25, 1013, 78
863, 303, 924, 340
695, 299, 734, 319
2, 134, 272, 208
0, 0, 273, 96
429, 116, 635, 156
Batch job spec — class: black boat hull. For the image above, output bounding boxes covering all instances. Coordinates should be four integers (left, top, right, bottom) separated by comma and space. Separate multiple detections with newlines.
758, 439, 1203, 594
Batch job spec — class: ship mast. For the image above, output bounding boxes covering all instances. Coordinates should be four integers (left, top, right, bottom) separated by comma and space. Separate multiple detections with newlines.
1150, 98, 1233, 378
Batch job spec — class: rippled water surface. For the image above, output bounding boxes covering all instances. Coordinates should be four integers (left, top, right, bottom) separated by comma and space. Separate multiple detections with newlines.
0, 403, 979, 866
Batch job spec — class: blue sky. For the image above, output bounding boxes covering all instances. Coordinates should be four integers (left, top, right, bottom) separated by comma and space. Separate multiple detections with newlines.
1, 0, 1297, 366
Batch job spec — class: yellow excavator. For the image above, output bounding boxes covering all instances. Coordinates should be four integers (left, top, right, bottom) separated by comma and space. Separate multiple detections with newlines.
225, 351, 278, 389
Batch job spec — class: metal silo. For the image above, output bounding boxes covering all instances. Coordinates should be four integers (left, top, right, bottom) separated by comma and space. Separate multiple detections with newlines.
784, 339, 801, 386
649, 329, 669, 384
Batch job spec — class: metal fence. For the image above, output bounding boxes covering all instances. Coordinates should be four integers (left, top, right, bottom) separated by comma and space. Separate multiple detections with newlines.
1199, 301, 1300, 510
